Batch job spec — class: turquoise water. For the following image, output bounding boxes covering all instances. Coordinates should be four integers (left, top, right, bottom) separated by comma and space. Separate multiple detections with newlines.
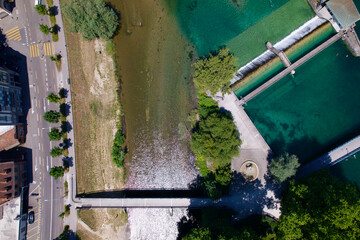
330, 150, 360, 186
245, 28, 360, 163
174, 0, 290, 56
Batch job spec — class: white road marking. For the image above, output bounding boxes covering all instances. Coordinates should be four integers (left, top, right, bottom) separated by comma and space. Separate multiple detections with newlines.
37, 128, 40, 136
43, 99, 46, 112
34, 157, 38, 172
46, 157, 49, 172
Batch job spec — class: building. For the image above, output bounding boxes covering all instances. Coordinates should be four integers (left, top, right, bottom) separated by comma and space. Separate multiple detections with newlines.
0, 66, 23, 126
0, 152, 26, 205
0, 0, 11, 20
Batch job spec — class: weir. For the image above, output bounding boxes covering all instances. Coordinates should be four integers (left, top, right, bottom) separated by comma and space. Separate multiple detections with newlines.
241, 30, 344, 103
266, 41, 292, 68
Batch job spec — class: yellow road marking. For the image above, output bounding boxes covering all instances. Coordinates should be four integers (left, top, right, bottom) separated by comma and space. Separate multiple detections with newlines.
27, 226, 38, 232
8, 32, 20, 40
29, 45, 33, 58
40, 117, 42, 123
24, 3, 26, 12
13, 35, 22, 41
41, 144, 43, 152
37, 45, 39, 56
48, 43, 52, 56
35, 72, 37, 80
37, 86, 39, 94
41, 129, 43, 137
60, 188, 62, 196
5, 26, 19, 34
42, 158, 44, 166
43, 43, 47, 55
7, 30, 19, 37
27, 232, 39, 239
42, 173, 44, 181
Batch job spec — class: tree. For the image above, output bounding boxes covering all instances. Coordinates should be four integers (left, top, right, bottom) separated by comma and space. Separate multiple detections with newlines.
190, 111, 241, 166
48, 128, 62, 141
214, 164, 232, 186
34, 4, 47, 15
44, 110, 60, 123
112, 130, 126, 167
47, 93, 60, 103
63, 0, 119, 40
58, 225, 70, 240
49, 53, 61, 62
39, 24, 50, 34
49, 166, 64, 179
50, 147, 63, 157
193, 48, 237, 95
183, 227, 212, 240
277, 170, 360, 239
269, 153, 300, 183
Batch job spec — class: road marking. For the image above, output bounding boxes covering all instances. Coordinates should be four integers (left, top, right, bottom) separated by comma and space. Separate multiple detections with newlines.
38, 143, 40, 150
42, 173, 44, 181
44, 42, 53, 56
24, 3, 26, 12
37, 86, 39, 94
42, 157, 44, 167
27, 232, 39, 239
5, 26, 19, 34
38, 99, 40, 108
41, 129, 43, 137
44, 43, 47, 56
41, 144, 43, 152
46, 157, 49, 172
35, 71, 37, 80
29, 44, 39, 58
43, 98, 46, 112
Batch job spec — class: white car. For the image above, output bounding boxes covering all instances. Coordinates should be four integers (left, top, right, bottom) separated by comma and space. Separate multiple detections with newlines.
35, 0, 41, 5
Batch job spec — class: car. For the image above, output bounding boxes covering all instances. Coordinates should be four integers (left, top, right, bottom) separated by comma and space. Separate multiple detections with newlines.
35, 0, 41, 6
30, 193, 39, 197
28, 211, 35, 224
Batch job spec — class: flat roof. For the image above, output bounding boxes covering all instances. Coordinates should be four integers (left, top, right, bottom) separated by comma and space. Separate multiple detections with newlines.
326, 0, 360, 29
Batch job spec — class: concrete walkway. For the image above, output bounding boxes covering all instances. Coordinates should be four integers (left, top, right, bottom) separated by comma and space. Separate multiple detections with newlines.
214, 92, 271, 185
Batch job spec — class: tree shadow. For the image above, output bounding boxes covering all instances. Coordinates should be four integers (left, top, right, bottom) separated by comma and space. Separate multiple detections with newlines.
61, 121, 72, 133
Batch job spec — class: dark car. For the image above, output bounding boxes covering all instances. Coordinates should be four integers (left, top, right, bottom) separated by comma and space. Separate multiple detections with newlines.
28, 211, 35, 224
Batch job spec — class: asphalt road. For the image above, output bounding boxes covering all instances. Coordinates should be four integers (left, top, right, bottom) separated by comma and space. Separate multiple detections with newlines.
1, 1, 65, 239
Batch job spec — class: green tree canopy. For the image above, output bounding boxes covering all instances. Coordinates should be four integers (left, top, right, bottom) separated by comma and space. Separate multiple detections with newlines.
39, 24, 50, 35
34, 4, 47, 15
191, 111, 241, 167
47, 93, 60, 103
193, 48, 237, 95
276, 170, 360, 239
269, 153, 300, 183
49, 166, 64, 179
50, 147, 63, 157
112, 130, 126, 167
63, 0, 119, 40
44, 110, 60, 123
48, 128, 62, 141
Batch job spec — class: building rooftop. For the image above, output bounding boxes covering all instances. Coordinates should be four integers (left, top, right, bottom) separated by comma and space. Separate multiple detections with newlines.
326, 0, 360, 29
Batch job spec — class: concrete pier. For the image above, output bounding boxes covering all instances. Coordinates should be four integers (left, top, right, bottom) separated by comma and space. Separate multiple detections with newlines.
342, 24, 360, 56
241, 31, 344, 103
266, 41, 292, 68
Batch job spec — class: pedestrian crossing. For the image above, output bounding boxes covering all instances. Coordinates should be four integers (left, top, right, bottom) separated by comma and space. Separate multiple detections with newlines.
5, 26, 22, 42
29, 44, 40, 58
43, 42, 54, 56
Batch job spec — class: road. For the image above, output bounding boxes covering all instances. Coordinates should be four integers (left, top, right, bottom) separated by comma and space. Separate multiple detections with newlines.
1, 1, 65, 239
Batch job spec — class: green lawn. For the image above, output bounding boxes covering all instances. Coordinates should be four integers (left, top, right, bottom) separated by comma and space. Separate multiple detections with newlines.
226, 0, 315, 67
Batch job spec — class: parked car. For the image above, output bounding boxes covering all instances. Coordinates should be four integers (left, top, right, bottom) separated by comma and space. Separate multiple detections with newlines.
28, 211, 35, 224
30, 193, 39, 197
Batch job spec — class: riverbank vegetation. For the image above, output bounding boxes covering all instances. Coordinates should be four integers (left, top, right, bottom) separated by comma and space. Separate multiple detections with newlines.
193, 48, 237, 95
269, 153, 300, 183
181, 170, 360, 239
190, 94, 241, 199
62, 0, 119, 40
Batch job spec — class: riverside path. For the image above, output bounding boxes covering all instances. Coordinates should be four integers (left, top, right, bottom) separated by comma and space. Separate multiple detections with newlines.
242, 30, 345, 103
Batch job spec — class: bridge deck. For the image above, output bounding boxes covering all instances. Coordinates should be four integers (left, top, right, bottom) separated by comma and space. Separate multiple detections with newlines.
242, 31, 344, 103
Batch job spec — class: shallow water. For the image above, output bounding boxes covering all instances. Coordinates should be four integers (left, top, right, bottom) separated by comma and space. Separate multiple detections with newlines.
245, 26, 360, 163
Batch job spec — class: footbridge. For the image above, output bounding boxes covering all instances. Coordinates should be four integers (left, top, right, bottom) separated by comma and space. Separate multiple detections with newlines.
299, 134, 360, 177
241, 30, 344, 103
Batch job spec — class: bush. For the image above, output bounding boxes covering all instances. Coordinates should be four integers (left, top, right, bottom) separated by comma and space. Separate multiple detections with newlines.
50, 147, 63, 157
39, 24, 50, 34
48, 128, 62, 141
111, 129, 126, 167
60, 103, 67, 117
47, 93, 60, 103
269, 153, 300, 183
49, 166, 64, 179
52, 32, 58, 42
34, 4, 47, 15
59, 88, 66, 98
64, 205, 70, 216
214, 164, 232, 186
63, 0, 119, 40
44, 110, 60, 123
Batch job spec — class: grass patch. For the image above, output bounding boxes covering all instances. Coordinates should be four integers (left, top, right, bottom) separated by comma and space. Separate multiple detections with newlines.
50, 15, 56, 26
226, 0, 314, 67
64, 181, 68, 196
105, 40, 115, 56
46, 0, 53, 6
52, 32, 59, 42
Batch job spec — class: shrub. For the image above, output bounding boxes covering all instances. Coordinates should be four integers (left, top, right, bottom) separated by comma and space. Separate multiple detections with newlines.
34, 4, 47, 15
49, 166, 64, 179
47, 93, 60, 103
50, 147, 63, 157
63, 0, 119, 40
52, 32, 58, 42
48, 128, 62, 141
111, 130, 126, 167
64, 205, 70, 216
44, 110, 60, 123
39, 24, 50, 34
269, 153, 300, 183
